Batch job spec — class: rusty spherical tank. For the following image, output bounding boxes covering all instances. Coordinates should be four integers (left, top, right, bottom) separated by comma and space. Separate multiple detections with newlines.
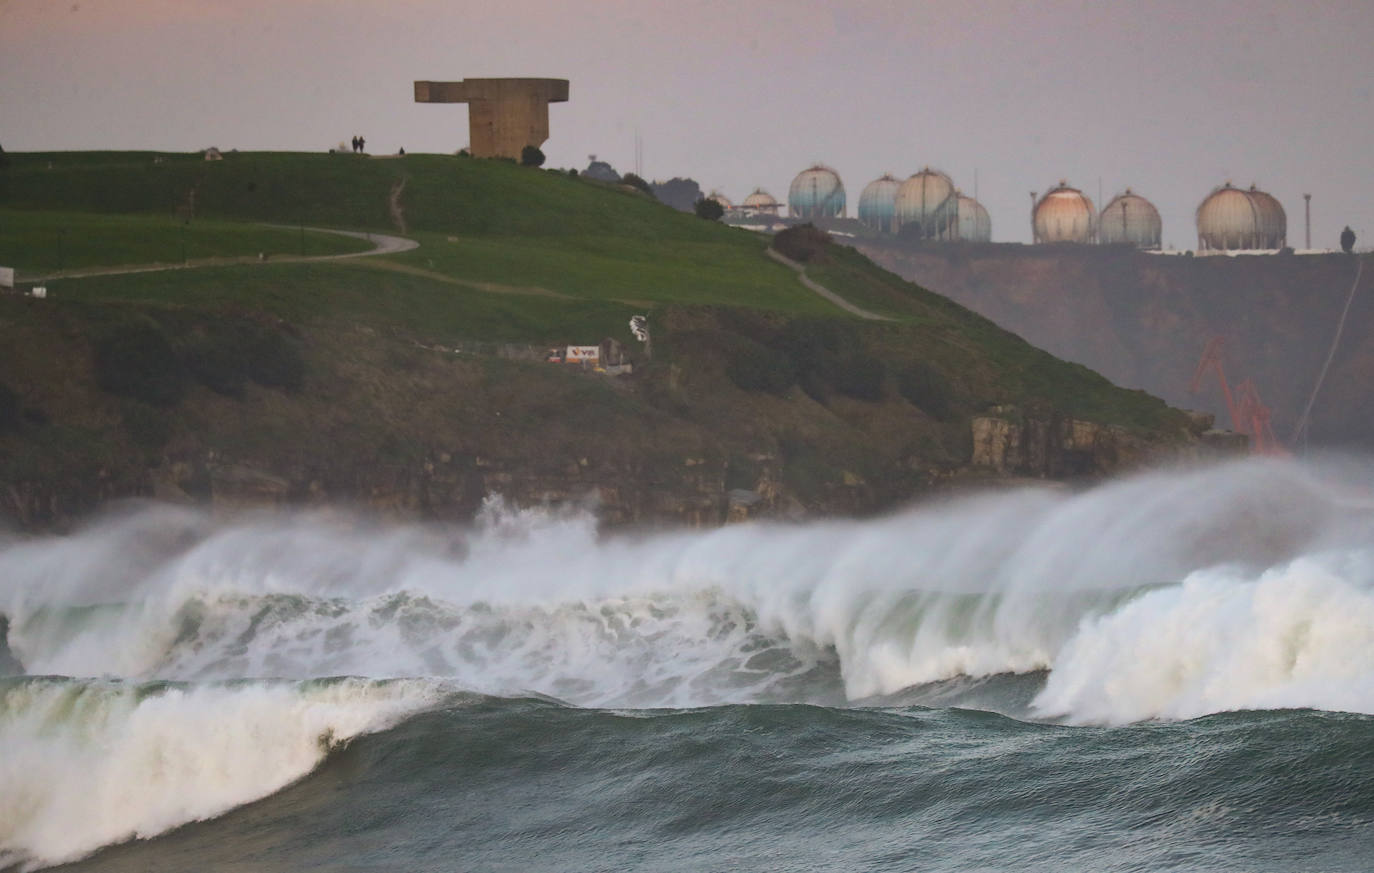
1098, 189, 1162, 248
742, 188, 780, 215
1033, 181, 1096, 243
707, 191, 733, 210
895, 168, 957, 239
858, 174, 902, 234
788, 165, 846, 219
1196, 183, 1287, 250
954, 193, 992, 242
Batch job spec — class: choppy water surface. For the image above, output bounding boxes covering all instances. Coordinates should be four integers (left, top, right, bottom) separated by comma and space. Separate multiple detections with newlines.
3, 458, 1374, 871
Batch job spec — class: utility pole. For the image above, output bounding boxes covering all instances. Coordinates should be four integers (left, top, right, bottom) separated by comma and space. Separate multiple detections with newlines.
1029, 192, 1038, 243
1304, 193, 1311, 249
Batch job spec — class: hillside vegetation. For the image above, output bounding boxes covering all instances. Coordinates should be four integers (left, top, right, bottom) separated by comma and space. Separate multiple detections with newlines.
0, 151, 1195, 528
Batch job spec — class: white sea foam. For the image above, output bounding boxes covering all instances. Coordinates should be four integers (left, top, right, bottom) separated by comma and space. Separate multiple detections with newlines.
2, 458, 1373, 720
0, 677, 444, 871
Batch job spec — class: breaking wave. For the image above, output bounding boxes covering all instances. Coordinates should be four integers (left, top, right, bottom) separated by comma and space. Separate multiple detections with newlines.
4, 457, 1374, 867
0, 676, 446, 871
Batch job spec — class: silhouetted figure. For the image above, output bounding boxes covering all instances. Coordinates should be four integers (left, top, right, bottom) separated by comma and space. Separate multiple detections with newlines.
1341, 226, 1356, 254
351, 136, 359, 153
398, 147, 405, 156
358, 136, 366, 154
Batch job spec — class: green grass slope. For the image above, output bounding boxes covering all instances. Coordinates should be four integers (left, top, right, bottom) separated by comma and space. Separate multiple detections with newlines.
0, 208, 369, 273
0, 151, 1195, 528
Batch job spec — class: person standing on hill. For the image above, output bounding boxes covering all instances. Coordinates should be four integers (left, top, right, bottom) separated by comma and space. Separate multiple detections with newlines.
358, 136, 366, 155
1341, 226, 1356, 254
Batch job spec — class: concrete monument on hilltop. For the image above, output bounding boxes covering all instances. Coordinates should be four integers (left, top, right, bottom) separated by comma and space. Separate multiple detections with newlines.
414, 78, 569, 160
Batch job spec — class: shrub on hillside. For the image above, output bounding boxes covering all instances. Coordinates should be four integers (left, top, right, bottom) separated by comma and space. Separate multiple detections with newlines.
244, 326, 305, 390
830, 353, 887, 401
621, 173, 653, 196
774, 318, 860, 403
94, 317, 185, 407
772, 223, 831, 264
898, 361, 955, 420
694, 198, 725, 221
724, 335, 795, 395
180, 318, 305, 396
520, 145, 546, 167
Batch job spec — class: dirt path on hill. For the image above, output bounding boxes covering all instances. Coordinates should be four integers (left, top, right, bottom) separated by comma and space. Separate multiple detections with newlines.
25, 227, 419, 282
765, 247, 890, 320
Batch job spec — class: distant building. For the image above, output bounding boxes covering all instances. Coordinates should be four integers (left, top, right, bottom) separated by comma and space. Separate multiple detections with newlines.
414, 77, 569, 160
203, 147, 223, 161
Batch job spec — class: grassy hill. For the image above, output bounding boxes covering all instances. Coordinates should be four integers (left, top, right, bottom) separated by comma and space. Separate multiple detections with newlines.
0, 151, 1196, 528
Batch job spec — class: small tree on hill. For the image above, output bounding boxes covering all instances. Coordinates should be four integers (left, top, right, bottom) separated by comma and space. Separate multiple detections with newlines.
622, 172, 653, 196
694, 197, 725, 221
772, 223, 831, 263
520, 145, 546, 167
1342, 226, 1356, 254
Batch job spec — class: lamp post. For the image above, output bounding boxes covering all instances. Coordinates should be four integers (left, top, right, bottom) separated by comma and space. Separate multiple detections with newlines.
1303, 193, 1311, 250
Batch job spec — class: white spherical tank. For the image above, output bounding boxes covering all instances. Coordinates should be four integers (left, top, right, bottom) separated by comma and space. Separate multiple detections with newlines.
1196, 183, 1287, 250
788, 165, 846, 219
1246, 185, 1287, 249
954, 193, 992, 242
707, 191, 733, 210
894, 168, 957, 239
1098, 189, 1161, 248
1033, 181, 1096, 243
742, 188, 780, 215
858, 174, 902, 234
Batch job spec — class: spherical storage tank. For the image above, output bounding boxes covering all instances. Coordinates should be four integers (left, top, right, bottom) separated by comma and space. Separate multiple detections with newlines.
858, 174, 902, 234
707, 191, 733, 210
894, 168, 957, 239
742, 188, 780, 215
1033, 181, 1096, 243
1098, 189, 1161, 248
789, 165, 846, 219
954, 192, 992, 242
1196, 183, 1286, 251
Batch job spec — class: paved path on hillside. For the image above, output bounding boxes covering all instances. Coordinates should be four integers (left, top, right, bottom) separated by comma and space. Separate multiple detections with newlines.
765, 247, 891, 321
25, 226, 419, 283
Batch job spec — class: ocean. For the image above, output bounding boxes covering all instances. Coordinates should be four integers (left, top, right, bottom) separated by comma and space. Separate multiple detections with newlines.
2, 457, 1373, 872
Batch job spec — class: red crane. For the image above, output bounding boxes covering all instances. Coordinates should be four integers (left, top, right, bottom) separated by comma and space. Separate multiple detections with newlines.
1189, 337, 1286, 455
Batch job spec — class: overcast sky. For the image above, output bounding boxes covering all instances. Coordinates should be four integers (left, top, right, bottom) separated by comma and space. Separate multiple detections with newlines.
3, 0, 1372, 248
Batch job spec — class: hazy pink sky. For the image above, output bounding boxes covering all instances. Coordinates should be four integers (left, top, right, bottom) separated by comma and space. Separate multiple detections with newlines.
3, 0, 1372, 247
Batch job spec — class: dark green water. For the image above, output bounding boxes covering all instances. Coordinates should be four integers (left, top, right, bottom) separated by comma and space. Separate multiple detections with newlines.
46, 692, 1374, 873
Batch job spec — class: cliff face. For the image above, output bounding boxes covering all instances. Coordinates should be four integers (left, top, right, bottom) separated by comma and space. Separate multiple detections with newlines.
855, 242, 1374, 449
0, 300, 1209, 533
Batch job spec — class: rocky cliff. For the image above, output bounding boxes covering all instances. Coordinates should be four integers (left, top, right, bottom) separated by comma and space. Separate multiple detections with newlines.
0, 300, 1214, 533
855, 242, 1373, 450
